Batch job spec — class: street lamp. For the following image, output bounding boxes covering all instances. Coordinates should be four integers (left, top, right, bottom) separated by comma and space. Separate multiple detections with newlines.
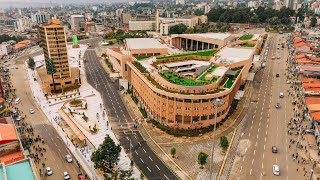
209, 98, 224, 180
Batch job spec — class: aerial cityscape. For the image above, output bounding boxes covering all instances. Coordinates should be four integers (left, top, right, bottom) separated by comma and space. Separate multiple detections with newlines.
0, 0, 320, 180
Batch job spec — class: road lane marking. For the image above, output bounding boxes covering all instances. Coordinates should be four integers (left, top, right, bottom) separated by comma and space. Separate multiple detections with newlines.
143, 149, 146, 153
156, 165, 160, 170
149, 156, 153, 161
254, 150, 256, 155
264, 145, 265, 150
147, 167, 151, 172
140, 158, 144, 163
250, 169, 252, 175
135, 150, 138, 155
263, 153, 265, 159
164, 174, 169, 180
252, 159, 254, 165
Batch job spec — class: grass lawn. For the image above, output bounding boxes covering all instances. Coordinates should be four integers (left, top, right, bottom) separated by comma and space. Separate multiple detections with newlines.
224, 78, 233, 88
157, 50, 217, 60
136, 56, 150, 60
238, 34, 253, 41
162, 72, 208, 86
198, 65, 219, 82
240, 43, 255, 47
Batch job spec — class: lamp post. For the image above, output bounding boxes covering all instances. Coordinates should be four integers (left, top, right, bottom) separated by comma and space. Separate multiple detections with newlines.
209, 98, 224, 180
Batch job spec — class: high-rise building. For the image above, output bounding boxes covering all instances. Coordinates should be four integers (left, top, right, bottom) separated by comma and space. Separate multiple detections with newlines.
204, 5, 211, 14
39, 19, 70, 79
70, 15, 85, 32
38, 19, 80, 93
31, 13, 50, 23
14, 16, 32, 32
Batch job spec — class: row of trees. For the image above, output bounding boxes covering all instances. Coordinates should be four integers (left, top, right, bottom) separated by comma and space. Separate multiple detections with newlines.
0, 34, 26, 44
168, 22, 231, 35
104, 29, 149, 42
207, 7, 313, 25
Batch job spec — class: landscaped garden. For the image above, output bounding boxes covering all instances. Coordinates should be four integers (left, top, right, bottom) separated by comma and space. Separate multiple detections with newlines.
136, 56, 150, 60
157, 50, 217, 60
240, 43, 255, 47
161, 72, 210, 86
238, 34, 253, 41
197, 65, 220, 82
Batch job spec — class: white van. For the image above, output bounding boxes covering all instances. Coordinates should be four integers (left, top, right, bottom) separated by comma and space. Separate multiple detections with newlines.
273, 165, 280, 176
279, 92, 284, 98
14, 98, 20, 104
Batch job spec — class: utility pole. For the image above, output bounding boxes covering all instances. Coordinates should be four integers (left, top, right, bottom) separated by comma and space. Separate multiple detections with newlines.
209, 98, 224, 180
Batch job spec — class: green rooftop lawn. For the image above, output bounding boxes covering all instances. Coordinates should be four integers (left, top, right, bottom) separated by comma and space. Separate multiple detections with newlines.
157, 50, 217, 60
238, 34, 253, 41
162, 72, 210, 86
136, 56, 150, 60
198, 65, 219, 82
240, 43, 255, 47
224, 78, 234, 88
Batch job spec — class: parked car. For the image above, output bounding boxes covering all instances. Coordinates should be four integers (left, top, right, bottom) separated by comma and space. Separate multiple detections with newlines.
15, 116, 23, 121
64, 172, 70, 180
276, 73, 279, 77
46, 167, 53, 176
65, 155, 73, 163
275, 103, 281, 109
279, 92, 284, 98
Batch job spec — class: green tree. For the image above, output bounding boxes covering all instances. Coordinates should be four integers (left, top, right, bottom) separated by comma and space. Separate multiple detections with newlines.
91, 135, 121, 174
28, 56, 35, 70
170, 147, 176, 158
195, 9, 204, 16
220, 136, 229, 151
46, 58, 57, 93
310, 16, 317, 27
198, 152, 208, 169
169, 23, 187, 34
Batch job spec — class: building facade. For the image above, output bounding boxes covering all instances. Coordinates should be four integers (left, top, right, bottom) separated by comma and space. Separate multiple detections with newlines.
31, 13, 50, 23
0, 44, 13, 55
70, 15, 85, 32
38, 19, 80, 94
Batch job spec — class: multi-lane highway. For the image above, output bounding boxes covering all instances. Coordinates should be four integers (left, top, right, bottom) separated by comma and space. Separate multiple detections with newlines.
83, 48, 178, 180
230, 33, 303, 180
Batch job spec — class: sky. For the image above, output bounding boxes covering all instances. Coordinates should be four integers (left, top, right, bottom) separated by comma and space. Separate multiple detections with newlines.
0, 0, 118, 8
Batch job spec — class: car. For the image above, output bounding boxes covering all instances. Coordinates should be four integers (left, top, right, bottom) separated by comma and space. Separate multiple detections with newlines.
64, 171, 70, 180
272, 146, 278, 153
276, 73, 279, 77
273, 165, 280, 176
46, 167, 53, 176
286, 80, 291, 84
275, 103, 281, 109
279, 92, 284, 98
277, 56, 280, 59
12, 109, 18, 114
15, 116, 23, 121
29, 109, 35, 114
65, 155, 73, 163
261, 63, 266, 68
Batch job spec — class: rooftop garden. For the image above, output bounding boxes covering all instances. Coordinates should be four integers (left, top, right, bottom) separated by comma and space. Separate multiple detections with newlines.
197, 65, 220, 82
223, 69, 241, 88
136, 56, 150, 60
240, 43, 255, 47
161, 72, 210, 86
132, 61, 147, 73
157, 50, 217, 60
238, 34, 253, 41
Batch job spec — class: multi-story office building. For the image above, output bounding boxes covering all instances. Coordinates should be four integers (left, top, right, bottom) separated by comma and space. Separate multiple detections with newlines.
0, 44, 13, 55
70, 15, 85, 32
31, 13, 50, 23
106, 33, 264, 129
38, 19, 80, 94
14, 16, 32, 32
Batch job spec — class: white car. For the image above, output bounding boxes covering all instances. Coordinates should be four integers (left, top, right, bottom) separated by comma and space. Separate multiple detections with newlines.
65, 155, 73, 163
64, 171, 70, 180
46, 167, 53, 176
29, 109, 35, 114
273, 165, 280, 176
15, 116, 23, 121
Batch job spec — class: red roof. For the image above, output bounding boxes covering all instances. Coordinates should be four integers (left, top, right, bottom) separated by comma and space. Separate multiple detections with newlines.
294, 37, 304, 44
311, 112, 320, 121
305, 97, 320, 104
295, 54, 306, 59
0, 124, 18, 144
301, 78, 320, 83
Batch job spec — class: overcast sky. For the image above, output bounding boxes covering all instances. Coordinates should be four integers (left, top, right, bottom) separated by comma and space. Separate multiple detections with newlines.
0, 0, 119, 8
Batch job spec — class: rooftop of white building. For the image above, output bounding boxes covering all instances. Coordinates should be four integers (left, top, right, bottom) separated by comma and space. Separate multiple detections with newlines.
125, 38, 166, 50
184, 33, 232, 41
215, 47, 254, 64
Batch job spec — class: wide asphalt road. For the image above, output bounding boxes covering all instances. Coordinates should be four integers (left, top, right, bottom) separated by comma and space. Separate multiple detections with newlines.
230, 34, 303, 180
83, 48, 178, 180
10, 49, 80, 179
